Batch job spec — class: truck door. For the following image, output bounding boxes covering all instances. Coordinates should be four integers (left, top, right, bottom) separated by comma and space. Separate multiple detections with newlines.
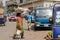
53, 3, 60, 38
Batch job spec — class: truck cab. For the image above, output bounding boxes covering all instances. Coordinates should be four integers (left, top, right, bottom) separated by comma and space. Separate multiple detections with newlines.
53, 3, 60, 39
34, 7, 53, 30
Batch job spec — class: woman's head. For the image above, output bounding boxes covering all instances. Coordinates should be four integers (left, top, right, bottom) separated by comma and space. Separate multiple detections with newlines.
16, 13, 21, 17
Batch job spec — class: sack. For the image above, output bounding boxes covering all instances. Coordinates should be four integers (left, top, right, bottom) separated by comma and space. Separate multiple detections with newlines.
16, 29, 21, 35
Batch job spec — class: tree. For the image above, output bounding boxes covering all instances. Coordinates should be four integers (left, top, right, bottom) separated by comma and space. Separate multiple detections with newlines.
8, 7, 14, 12
7, 4, 18, 12
0, 3, 3, 8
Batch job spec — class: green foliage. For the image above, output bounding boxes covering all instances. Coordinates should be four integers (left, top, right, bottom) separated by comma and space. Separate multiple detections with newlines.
8, 7, 14, 12
0, 3, 3, 8
48, 31, 52, 36
7, 4, 18, 12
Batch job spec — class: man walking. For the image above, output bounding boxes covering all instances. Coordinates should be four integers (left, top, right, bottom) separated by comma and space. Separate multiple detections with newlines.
27, 12, 32, 31
13, 13, 24, 39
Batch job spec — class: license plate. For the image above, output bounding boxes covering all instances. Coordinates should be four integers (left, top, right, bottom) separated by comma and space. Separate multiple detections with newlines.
36, 24, 40, 26
44, 24, 48, 27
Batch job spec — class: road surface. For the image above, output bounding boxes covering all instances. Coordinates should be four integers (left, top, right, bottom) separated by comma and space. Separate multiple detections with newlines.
0, 19, 51, 40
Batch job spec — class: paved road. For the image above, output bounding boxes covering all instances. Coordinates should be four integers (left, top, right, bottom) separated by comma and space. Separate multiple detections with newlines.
0, 19, 51, 40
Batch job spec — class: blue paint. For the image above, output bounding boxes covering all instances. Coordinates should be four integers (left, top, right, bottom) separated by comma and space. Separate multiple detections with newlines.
53, 27, 60, 38
36, 18, 49, 23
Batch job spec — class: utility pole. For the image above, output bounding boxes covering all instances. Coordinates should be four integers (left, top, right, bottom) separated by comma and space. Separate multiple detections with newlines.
4, 1, 7, 16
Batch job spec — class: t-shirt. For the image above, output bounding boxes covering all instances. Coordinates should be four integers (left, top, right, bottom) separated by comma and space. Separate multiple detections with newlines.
27, 15, 32, 21
16, 17, 23, 30
17, 17, 22, 24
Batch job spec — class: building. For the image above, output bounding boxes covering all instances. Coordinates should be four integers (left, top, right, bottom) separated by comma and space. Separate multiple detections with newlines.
17, 0, 60, 8
0, 0, 10, 7
5, 0, 60, 11
6, 0, 60, 12
19, 0, 43, 8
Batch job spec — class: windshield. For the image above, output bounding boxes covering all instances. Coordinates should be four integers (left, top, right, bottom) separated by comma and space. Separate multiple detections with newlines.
55, 7, 60, 25
36, 8, 52, 18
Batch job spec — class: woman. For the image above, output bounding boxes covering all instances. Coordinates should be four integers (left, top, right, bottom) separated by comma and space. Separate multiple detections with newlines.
13, 13, 24, 39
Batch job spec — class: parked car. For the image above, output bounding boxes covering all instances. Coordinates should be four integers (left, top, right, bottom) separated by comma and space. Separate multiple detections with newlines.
8, 12, 16, 21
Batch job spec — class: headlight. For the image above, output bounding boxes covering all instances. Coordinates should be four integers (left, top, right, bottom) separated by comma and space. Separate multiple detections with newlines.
36, 24, 40, 26
50, 18, 52, 21
58, 35, 60, 38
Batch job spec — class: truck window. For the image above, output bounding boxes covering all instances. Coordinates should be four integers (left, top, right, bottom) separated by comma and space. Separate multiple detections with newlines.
55, 7, 60, 25
36, 8, 52, 18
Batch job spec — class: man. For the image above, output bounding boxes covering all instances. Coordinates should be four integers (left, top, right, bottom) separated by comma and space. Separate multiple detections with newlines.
27, 12, 32, 31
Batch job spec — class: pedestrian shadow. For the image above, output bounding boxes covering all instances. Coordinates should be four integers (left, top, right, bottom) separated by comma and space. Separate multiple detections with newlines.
9, 35, 20, 40
24, 29, 28, 31
9, 35, 25, 40
24, 25, 35, 31
31, 25, 35, 30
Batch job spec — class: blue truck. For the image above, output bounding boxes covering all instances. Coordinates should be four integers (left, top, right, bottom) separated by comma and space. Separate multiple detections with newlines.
34, 7, 53, 30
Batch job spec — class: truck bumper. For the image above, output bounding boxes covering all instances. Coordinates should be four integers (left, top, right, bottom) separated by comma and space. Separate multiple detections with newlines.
34, 24, 52, 30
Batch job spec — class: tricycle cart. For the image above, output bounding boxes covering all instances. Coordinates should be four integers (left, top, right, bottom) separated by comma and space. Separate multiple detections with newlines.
0, 8, 6, 26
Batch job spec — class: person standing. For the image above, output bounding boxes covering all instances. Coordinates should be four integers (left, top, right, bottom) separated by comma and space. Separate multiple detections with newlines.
13, 13, 24, 39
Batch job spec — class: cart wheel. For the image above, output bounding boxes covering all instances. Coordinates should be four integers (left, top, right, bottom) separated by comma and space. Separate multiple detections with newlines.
4, 24, 5, 26
9, 19, 11, 21
21, 32, 24, 39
